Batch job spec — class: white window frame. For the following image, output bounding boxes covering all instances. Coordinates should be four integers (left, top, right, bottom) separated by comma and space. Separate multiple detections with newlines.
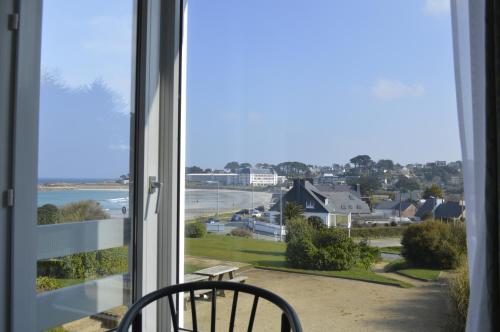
6, 0, 185, 330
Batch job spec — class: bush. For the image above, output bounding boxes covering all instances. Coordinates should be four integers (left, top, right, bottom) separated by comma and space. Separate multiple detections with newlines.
38, 247, 128, 279
448, 256, 469, 331
358, 239, 382, 270
186, 222, 207, 238
285, 220, 364, 271
230, 228, 252, 238
286, 238, 317, 269
307, 216, 326, 230
59, 200, 110, 222
344, 227, 405, 238
401, 221, 466, 269
313, 229, 359, 270
38, 204, 60, 225
285, 217, 314, 243
36, 276, 60, 292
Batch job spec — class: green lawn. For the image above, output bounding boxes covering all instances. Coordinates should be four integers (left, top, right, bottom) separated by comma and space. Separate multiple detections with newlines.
384, 258, 441, 281
186, 234, 412, 287
380, 246, 402, 254
397, 268, 441, 281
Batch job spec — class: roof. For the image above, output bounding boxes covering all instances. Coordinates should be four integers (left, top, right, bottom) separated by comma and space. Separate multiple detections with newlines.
270, 180, 370, 214
238, 167, 275, 175
434, 201, 464, 219
374, 200, 414, 211
415, 198, 438, 218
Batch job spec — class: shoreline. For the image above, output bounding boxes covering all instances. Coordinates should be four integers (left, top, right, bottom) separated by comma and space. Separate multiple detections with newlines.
38, 183, 129, 191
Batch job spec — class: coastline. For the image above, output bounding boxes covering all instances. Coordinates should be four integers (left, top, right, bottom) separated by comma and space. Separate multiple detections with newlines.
38, 182, 129, 191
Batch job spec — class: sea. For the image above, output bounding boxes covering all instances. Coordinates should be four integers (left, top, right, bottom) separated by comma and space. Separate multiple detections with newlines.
38, 178, 129, 217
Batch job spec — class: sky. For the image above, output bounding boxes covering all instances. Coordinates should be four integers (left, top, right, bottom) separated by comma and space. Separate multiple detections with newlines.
38, 0, 460, 178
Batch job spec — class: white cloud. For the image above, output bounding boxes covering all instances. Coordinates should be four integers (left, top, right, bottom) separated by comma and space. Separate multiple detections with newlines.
423, 0, 450, 16
371, 79, 425, 100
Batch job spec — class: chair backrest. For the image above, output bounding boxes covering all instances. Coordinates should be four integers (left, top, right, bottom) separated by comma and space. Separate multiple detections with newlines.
116, 281, 303, 332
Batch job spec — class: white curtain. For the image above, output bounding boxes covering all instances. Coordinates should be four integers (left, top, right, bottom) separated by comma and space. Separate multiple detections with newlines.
451, 0, 488, 331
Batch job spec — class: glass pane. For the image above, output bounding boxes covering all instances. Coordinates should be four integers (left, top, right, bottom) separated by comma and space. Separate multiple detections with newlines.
184, 1, 467, 331
36, 0, 136, 330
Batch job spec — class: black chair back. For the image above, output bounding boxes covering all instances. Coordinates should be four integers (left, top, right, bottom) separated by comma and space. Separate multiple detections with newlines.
116, 281, 303, 332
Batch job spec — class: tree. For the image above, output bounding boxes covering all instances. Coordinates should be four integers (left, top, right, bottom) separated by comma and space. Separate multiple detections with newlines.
276, 161, 310, 177
376, 159, 394, 171
283, 202, 304, 222
224, 161, 240, 172
240, 162, 252, 168
347, 175, 381, 196
60, 200, 110, 222
38, 204, 60, 225
422, 184, 444, 199
350, 155, 372, 169
186, 165, 203, 174
394, 176, 420, 192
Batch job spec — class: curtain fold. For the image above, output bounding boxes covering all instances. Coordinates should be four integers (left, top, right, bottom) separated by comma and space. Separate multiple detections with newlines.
452, 0, 500, 330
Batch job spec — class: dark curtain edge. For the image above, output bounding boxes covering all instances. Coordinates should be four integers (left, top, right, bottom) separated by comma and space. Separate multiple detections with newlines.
484, 0, 500, 330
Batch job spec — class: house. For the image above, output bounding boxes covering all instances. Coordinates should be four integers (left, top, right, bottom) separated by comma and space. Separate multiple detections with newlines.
415, 198, 444, 220
269, 179, 370, 227
394, 190, 422, 202
373, 200, 417, 218
434, 201, 466, 222
186, 172, 238, 185
237, 167, 278, 186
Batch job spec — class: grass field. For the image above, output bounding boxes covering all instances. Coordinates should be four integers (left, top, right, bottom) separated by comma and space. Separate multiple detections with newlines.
397, 268, 441, 281
186, 234, 412, 287
384, 258, 441, 281
380, 246, 402, 254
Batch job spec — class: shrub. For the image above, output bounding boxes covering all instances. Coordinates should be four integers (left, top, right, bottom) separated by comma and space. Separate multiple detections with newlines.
186, 222, 207, 238
285, 217, 314, 243
358, 239, 382, 270
286, 238, 317, 269
61, 252, 99, 279
36, 276, 60, 292
401, 221, 466, 269
38, 204, 61, 225
448, 256, 469, 331
59, 200, 110, 222
307, 216, 326, 230
285, 220, 362, 271
96, 247, 128, 275
313, 229, 359, 270
344, 227, 405, 238
230, 228, 252, 238
38, 248, 128, 279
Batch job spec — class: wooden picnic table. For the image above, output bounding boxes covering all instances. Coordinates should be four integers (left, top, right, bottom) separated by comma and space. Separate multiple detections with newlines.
184, 273, 209, 283
194, 265, 238, 281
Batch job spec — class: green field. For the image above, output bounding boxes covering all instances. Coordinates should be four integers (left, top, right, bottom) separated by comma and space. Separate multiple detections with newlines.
384, 258, 441, 281
397, 268, 441, 281
380, 246, 402, 254
186, 234, 412, 287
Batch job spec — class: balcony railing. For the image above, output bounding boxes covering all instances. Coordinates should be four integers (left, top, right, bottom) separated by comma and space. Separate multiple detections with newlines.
36, 218, 131, 330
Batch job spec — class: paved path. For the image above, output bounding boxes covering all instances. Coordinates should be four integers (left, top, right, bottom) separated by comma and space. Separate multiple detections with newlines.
183, 268, 453, 332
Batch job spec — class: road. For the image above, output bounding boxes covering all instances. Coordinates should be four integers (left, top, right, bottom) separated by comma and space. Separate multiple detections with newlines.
185, 189, 273, 220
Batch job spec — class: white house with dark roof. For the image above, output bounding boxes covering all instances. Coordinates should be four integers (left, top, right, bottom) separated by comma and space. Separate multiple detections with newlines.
269, 179, 370, 227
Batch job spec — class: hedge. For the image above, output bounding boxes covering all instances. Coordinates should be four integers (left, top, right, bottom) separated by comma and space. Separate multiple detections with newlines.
342, 226, 405, 238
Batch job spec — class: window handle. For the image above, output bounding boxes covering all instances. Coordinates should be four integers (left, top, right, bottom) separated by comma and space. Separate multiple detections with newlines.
149, 176, 163, 214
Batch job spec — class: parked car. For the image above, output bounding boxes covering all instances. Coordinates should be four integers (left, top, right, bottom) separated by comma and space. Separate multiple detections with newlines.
206, 217, 220, 224
231, 214, 242, 222
251, 210, 262, 217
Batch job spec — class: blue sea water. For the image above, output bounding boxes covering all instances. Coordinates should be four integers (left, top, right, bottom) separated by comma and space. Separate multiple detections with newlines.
38, 189, 129, 216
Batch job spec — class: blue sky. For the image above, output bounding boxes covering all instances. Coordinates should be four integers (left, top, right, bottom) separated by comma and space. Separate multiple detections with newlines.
38, 0, 460, 178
